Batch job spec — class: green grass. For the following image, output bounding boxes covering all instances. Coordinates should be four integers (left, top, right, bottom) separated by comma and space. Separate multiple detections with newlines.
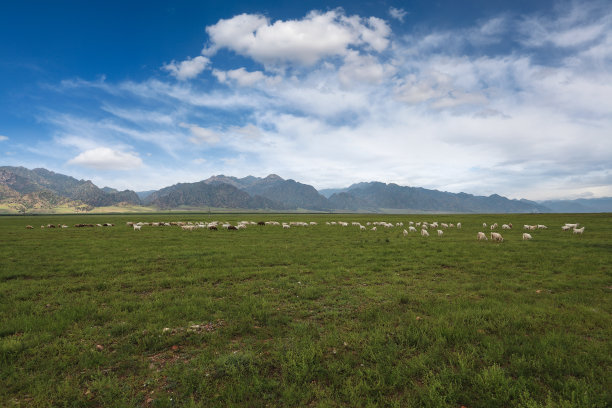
1, 213, 610, 407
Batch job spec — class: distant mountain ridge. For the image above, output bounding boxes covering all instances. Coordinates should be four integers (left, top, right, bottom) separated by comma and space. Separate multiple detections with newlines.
327, 182, 549, 213
1, 166, 610, 213
0, 166, 141, 207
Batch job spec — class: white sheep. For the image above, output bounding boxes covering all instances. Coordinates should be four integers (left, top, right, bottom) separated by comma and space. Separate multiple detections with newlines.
421, 229, 429, 237
522, 233, 532, 240
437, 230, 443, 236
483, 222, 487, 228
502, 224, 511, 229
456, 222, 461, 229
403, 229, 408, 237
360, 225, 366, 231
573, 227, 585, 234
441, 223, 448, 228
371, 227, 377, 231
408, 226, 417, 232
561, 225, 571, 231
537, 225, 548, 229
490, 232, 504, 242
477, 232, 487, 241
133, 225, 142, 231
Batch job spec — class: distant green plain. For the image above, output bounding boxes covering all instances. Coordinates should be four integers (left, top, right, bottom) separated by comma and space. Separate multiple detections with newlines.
1, 213, 610, 407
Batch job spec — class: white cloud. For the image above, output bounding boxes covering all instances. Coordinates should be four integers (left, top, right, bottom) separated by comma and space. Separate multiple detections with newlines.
203, 10, 390, 67
389, 7, 407, 22
67, 147, 143, 170
163, 55, 210, 80
213, 67, 267, 86
0, 135, 8, 141
180, 123, 220, 144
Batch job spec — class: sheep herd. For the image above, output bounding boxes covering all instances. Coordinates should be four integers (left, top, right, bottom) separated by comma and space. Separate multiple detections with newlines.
25, 219, 585, 243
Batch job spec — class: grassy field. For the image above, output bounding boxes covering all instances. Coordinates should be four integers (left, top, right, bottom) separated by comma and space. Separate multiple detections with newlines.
1, 213, 610, 407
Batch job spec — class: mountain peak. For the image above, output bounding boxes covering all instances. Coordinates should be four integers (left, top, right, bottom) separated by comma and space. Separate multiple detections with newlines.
264, 174, 283, 181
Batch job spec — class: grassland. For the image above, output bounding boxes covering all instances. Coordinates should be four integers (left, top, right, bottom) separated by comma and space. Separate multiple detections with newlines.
1, 213, 610, 407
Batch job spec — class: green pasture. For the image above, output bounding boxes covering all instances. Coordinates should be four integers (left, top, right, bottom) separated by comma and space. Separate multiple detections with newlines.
1, 213, 610, 407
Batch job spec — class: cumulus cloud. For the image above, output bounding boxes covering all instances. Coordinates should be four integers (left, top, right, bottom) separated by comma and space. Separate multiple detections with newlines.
389, 7, 407, 22
163, 55, 210, 80
203, 10, 391, 67
0, 135, 8, 141
67, 147, 143, 170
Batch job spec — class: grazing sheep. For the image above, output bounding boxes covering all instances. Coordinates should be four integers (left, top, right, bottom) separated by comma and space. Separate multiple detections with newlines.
477, 232, 487, 241
573, 227, 585, 235
522, 233, 533, 240
26, 225, 34, 229
208, 225, 218, 230
437, 230, 443, 236
441, 223, 448, 228
408, 226, 417, 232
502, 224, 511, 229
483, 223, 487, 228
490, 232, 504, 242
133, 225, 142, 231
457, 222, 461, 229
282, 224, 290, 229
561, 225, 571, 231
403, 229, 408, 237
360, 225, 366, 231
537, 225, 548, 229
523, 225, 531, 230
421, 229, 429, 237
371, 227, 377, 231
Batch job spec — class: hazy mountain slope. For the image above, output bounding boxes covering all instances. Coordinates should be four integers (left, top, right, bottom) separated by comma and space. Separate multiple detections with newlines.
145, 181, 285, 210
539, 197, 612, 213
243, 175, 331, 210
337, 182, 549, 213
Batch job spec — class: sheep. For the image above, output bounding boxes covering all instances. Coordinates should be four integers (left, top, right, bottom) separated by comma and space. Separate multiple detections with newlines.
565, 223, 579, 229
403, 229, 408, 237
483, 222, 487, 228
490, 232, 504, 242
133, 225, 142, 231
537, 225, 548, 229
490, 223, 498, 230
421, 229, 429, 237
573, 227, 585, 235
437, 230, 443, 236
408, 226, 417, 232
360, 225, 366, 231
208, 225, 218, 230
456, 222, 461, 229
282, 224, 290, 229
441, 223, 449, 228
561, 225, 571, 231
371, 227, 377, 231
522, 233, 533, 240
502, 224, 511, 230
26, 225, 34, 229
477, 232, 487, 241
523, 225, 531, 230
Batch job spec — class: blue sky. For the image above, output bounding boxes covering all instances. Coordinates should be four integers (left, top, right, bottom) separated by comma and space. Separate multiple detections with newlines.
1, 0, 610, 200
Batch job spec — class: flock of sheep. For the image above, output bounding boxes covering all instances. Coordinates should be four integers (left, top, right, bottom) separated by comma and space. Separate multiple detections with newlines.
26, 219, 585, 243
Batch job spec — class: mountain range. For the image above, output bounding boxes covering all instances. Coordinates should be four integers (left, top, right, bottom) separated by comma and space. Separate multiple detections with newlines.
0, 166, 610, 213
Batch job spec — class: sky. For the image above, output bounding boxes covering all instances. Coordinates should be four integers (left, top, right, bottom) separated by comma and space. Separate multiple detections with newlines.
1, 0, 611, 200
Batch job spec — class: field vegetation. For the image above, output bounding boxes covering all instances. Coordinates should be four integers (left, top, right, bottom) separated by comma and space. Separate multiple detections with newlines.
1, 213, 610, 407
